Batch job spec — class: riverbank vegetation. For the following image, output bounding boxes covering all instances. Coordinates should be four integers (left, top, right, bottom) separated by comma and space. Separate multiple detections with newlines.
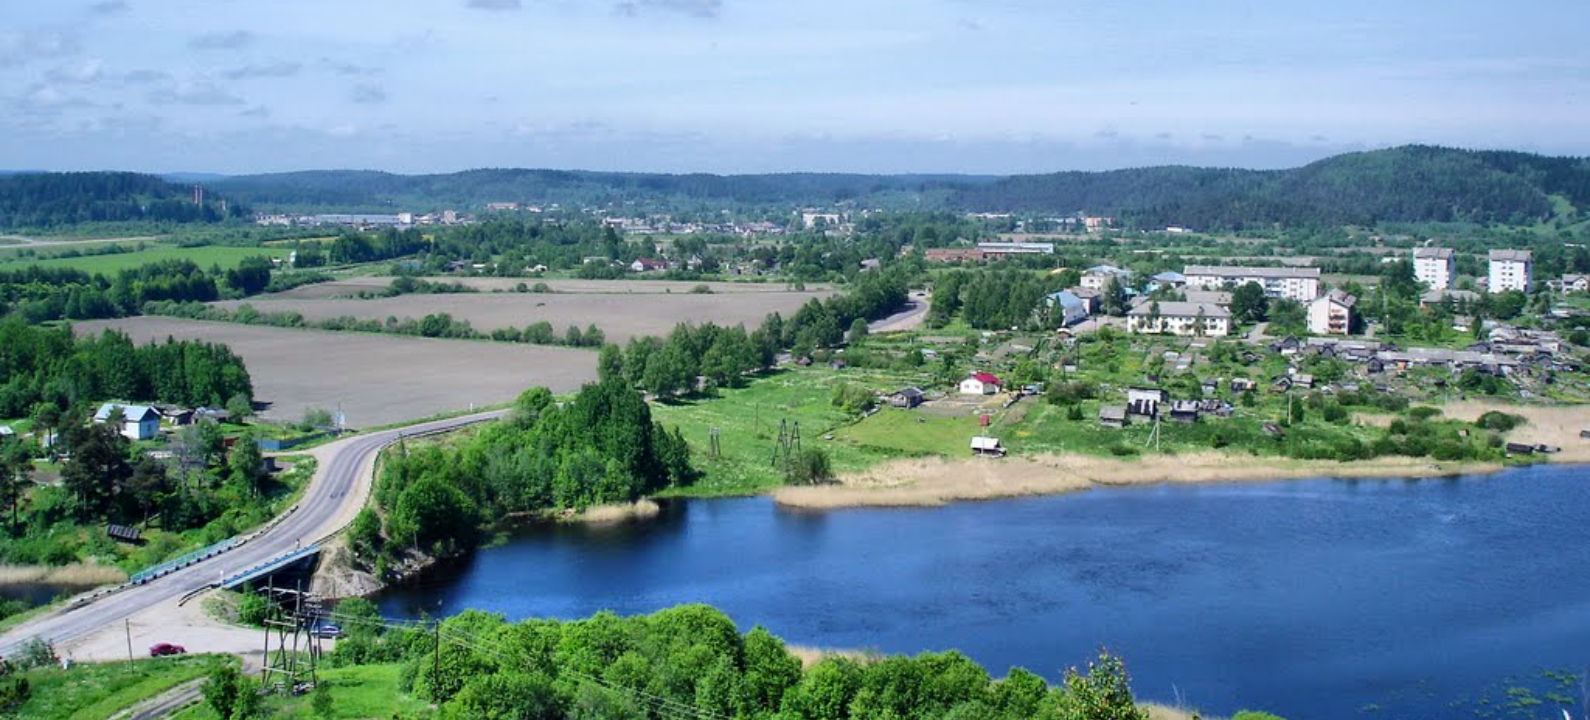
358, 379, 696, 568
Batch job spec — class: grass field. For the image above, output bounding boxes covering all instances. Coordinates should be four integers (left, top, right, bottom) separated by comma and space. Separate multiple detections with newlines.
11, 654, 231, 720
75, 317, 598, 427
171, 663, 433, 720
0, 244, 291, 273
253, 275, 832, 300
652, 366, 931, 496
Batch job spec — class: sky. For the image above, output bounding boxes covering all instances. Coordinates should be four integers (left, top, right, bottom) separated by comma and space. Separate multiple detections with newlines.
0, 0, 1586, 175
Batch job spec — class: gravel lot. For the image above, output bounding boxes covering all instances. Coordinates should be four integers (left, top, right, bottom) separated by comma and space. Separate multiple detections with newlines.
76, 318, 597, 427
212, 287, 835, 343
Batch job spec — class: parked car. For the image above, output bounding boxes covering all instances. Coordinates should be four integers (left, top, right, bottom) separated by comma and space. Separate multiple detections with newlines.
312, 623, 343, 639
149, 643, 186, 657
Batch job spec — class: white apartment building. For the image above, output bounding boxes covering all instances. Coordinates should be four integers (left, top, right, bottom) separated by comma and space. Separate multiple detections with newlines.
1126, 301, 1231, 337
1307, 289, 1356, 336
1183, 266, 1321, 302
1413, 247, 1455, 290
1488, 249, 1533, 293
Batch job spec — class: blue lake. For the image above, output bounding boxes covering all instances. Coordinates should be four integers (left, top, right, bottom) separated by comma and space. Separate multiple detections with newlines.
377, 464, 1590, 720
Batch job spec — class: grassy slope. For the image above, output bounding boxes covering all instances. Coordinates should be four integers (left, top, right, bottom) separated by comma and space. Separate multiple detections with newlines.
11, 654, 231, 720
171, 664, 433, 720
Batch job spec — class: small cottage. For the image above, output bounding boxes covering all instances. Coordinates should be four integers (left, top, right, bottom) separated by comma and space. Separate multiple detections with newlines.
888, 387, 925, 409
94, 403, 161, 441
959, 372, 1003, 396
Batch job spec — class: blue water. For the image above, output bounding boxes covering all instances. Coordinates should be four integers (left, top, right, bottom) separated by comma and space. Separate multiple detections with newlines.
377, 465, 1590, 720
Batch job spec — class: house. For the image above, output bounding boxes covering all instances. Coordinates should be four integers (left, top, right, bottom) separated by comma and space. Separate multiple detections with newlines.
1292, 373, 1315, 389
0, 425, 13, 438
1149, 271, 1187, 290
630, 258, 669, 273
1487, 249, 1532, 293
1182, 290, 1232, 307
1230, 378, 1256, 392
1098, 405, 1128, 428
1307, 289, 1356, 336
976, 241, 1054, 257
924, 247, 987, 263
959, 372, 1003, 395
1126, 387, 1168, 418
888, 387, 925, 408
1169, 400, 1201, 423
195, 407, 231, 423
1419, 288, 1481, 308
1125, 301, 1231, 337
1045, 290, 1090, 326
1183, 265, 1322, 301
156, 406, 194, 426
1080, 264, 1132, 291
1413, 247, 1455, 290
1561, 274, 1590, 293
94, 403, 161, 441
970, 436, 1006, 457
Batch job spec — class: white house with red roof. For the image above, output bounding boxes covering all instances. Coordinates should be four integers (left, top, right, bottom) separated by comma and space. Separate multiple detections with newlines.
959, 372, 1003, 395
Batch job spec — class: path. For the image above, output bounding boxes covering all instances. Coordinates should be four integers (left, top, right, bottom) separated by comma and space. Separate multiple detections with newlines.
869, 293, 932, 333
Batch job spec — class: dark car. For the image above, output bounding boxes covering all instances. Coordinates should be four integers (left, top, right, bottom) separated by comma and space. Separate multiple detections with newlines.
149, 642, 186, 657
312, 623, 343, 639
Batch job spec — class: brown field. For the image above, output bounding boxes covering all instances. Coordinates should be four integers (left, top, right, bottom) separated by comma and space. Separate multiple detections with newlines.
76, 318, 598, 427
212, 285, 835, 343
261, 276, 831, 300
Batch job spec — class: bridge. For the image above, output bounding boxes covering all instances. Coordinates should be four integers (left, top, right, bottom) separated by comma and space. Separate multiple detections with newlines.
217, 545, 323, 591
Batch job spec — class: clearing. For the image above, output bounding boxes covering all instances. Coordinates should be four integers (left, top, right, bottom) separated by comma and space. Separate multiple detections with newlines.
74, 318, 597, 427
0, 244, 291, 273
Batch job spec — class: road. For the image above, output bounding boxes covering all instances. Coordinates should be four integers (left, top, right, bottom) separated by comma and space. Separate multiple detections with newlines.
869, 293, 932, 333
0, 410, 507, 658
0, 234, 164, 248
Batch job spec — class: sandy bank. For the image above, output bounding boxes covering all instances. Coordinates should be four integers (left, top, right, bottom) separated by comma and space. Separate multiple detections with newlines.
773, 452, 1507, 510
557, 499, 661, 525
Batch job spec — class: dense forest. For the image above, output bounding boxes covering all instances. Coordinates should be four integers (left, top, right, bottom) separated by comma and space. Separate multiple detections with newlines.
0, 257, 273, 324
0, 318, 253, 417
0, 172, 249, 229
199, 146, 1589, 229
298, 600, 1199, 720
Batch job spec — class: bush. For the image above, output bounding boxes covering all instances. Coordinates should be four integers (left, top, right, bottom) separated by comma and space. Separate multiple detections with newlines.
785, 448, 834, 485
1232, 712, 1288, 720
13, 638, 56, 670
1475, 411, 1526, 432
237, 589, 273, 626
1407, 406, 1444, 422
1106, 444, 1139, 457
1046, 382, 1098, 406
0, 676, 28, 711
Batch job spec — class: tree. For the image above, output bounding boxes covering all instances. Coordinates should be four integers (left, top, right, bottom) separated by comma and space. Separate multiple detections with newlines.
0, 440, 29, 530
597, 344, 625, 384
203, 664, 248, 720
1054, 650, 1148, 720
847, 317, 870, 343
61, 419, 132, 518
785, 448, 833, 485
1231, 281, 1267, 324
225, 392, 253, 423
228, 434, 267, 497
1267, 299, 1307, 335
1101, 276, 1129, 317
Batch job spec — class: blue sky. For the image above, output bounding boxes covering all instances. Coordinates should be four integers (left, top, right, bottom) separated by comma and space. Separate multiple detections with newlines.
1, 0, 1586, 175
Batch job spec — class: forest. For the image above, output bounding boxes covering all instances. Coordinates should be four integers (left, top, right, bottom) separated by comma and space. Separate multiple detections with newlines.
0, 172, 249, 229
0, 318, 254, 418
0, 257, 276, 324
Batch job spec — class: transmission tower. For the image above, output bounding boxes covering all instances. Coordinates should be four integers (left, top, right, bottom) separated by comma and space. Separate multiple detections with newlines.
260, 580, 323, 695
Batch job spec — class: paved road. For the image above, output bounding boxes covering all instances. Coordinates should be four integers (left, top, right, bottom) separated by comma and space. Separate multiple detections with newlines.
0, 410, 507, 657
869, 294, 932, 333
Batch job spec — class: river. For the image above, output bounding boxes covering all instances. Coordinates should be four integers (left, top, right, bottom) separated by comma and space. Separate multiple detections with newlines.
377, 465, 1590, 720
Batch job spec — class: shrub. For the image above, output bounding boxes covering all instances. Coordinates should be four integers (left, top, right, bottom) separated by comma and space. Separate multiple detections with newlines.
785, 448, 834, 486
1407, 406, 1443, 422
1475, 411, 1526, 432
1232, 712, 1288, 720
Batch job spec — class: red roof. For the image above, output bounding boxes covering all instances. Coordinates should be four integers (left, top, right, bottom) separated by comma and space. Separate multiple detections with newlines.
970, 372, 1002, 385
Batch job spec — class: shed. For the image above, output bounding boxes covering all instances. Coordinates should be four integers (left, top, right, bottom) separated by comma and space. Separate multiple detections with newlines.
1169, 400, 1201, 423
1504, 442, 1536, 455
106, 524, 141, 544
1126, 387, 1168, 418
1098, 405, 1128, 428
888, 387, 925, 409
970, 436, 1006, 457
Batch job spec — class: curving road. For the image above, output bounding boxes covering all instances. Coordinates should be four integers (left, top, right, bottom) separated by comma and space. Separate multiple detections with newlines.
0, 409, 506, 657
868, 293, 932, 334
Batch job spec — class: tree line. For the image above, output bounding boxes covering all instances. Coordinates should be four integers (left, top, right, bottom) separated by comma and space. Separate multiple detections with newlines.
302, 599, 1189, 720
0, 317, 253, 418
0, 257, 276, 324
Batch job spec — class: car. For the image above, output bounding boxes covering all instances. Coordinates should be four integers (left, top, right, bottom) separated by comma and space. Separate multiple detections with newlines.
149, 643, 186, 657
312, 624, 343, 639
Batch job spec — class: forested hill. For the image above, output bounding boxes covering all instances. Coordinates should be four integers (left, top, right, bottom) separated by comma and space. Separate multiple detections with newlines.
209, 169, 990, 213
0, 171, 250, 229
949, 146, 1590, 228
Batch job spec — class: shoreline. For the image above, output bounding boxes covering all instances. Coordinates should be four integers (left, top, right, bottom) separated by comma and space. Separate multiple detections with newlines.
769, 452, 1526, 510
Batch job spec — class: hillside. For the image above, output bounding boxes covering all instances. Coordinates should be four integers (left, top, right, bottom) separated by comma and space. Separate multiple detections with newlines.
0, 171, 249, 229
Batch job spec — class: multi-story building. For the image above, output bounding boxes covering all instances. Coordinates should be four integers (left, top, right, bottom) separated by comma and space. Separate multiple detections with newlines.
1183, 265, 1321, 302
1125, 301, 1231, 337
1079, 264, 1132, 291
1307, 289, 1356, 336
1487, 249, 1533, 293
1413, 247, 1455, 290
976, 241, 1055, 257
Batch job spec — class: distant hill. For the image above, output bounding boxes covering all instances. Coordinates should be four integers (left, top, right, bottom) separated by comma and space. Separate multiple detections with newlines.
948, 146, 1590, 229
208, 168, 993, 214
0, 171, 249, 229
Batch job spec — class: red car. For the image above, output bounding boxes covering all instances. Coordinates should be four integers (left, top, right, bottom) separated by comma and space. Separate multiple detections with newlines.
149, 643, 186, 657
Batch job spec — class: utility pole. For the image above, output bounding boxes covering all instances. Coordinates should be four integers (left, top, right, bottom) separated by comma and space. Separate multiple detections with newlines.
125, 619, 133, 669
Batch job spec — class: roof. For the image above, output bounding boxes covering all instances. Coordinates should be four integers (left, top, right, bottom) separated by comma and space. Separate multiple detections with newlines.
970, 436, 1004, 450
1422, 289, 1481, 303
1489, 249, 1532, 262
1152, 271, 1187, 282
1315, 288, 1357, 307
1182, 290, 1232, 305
1098, 406, 1127, 420
95, 403, 159, 422
1183, 265, 1321, 280
1047, 290, 1085, 309
1085, 264, 1131, 276
1413, 247, 1455, 259
893, 387, 925, 398
1127, 301, 1232, 319
969, 372, 1002, 385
